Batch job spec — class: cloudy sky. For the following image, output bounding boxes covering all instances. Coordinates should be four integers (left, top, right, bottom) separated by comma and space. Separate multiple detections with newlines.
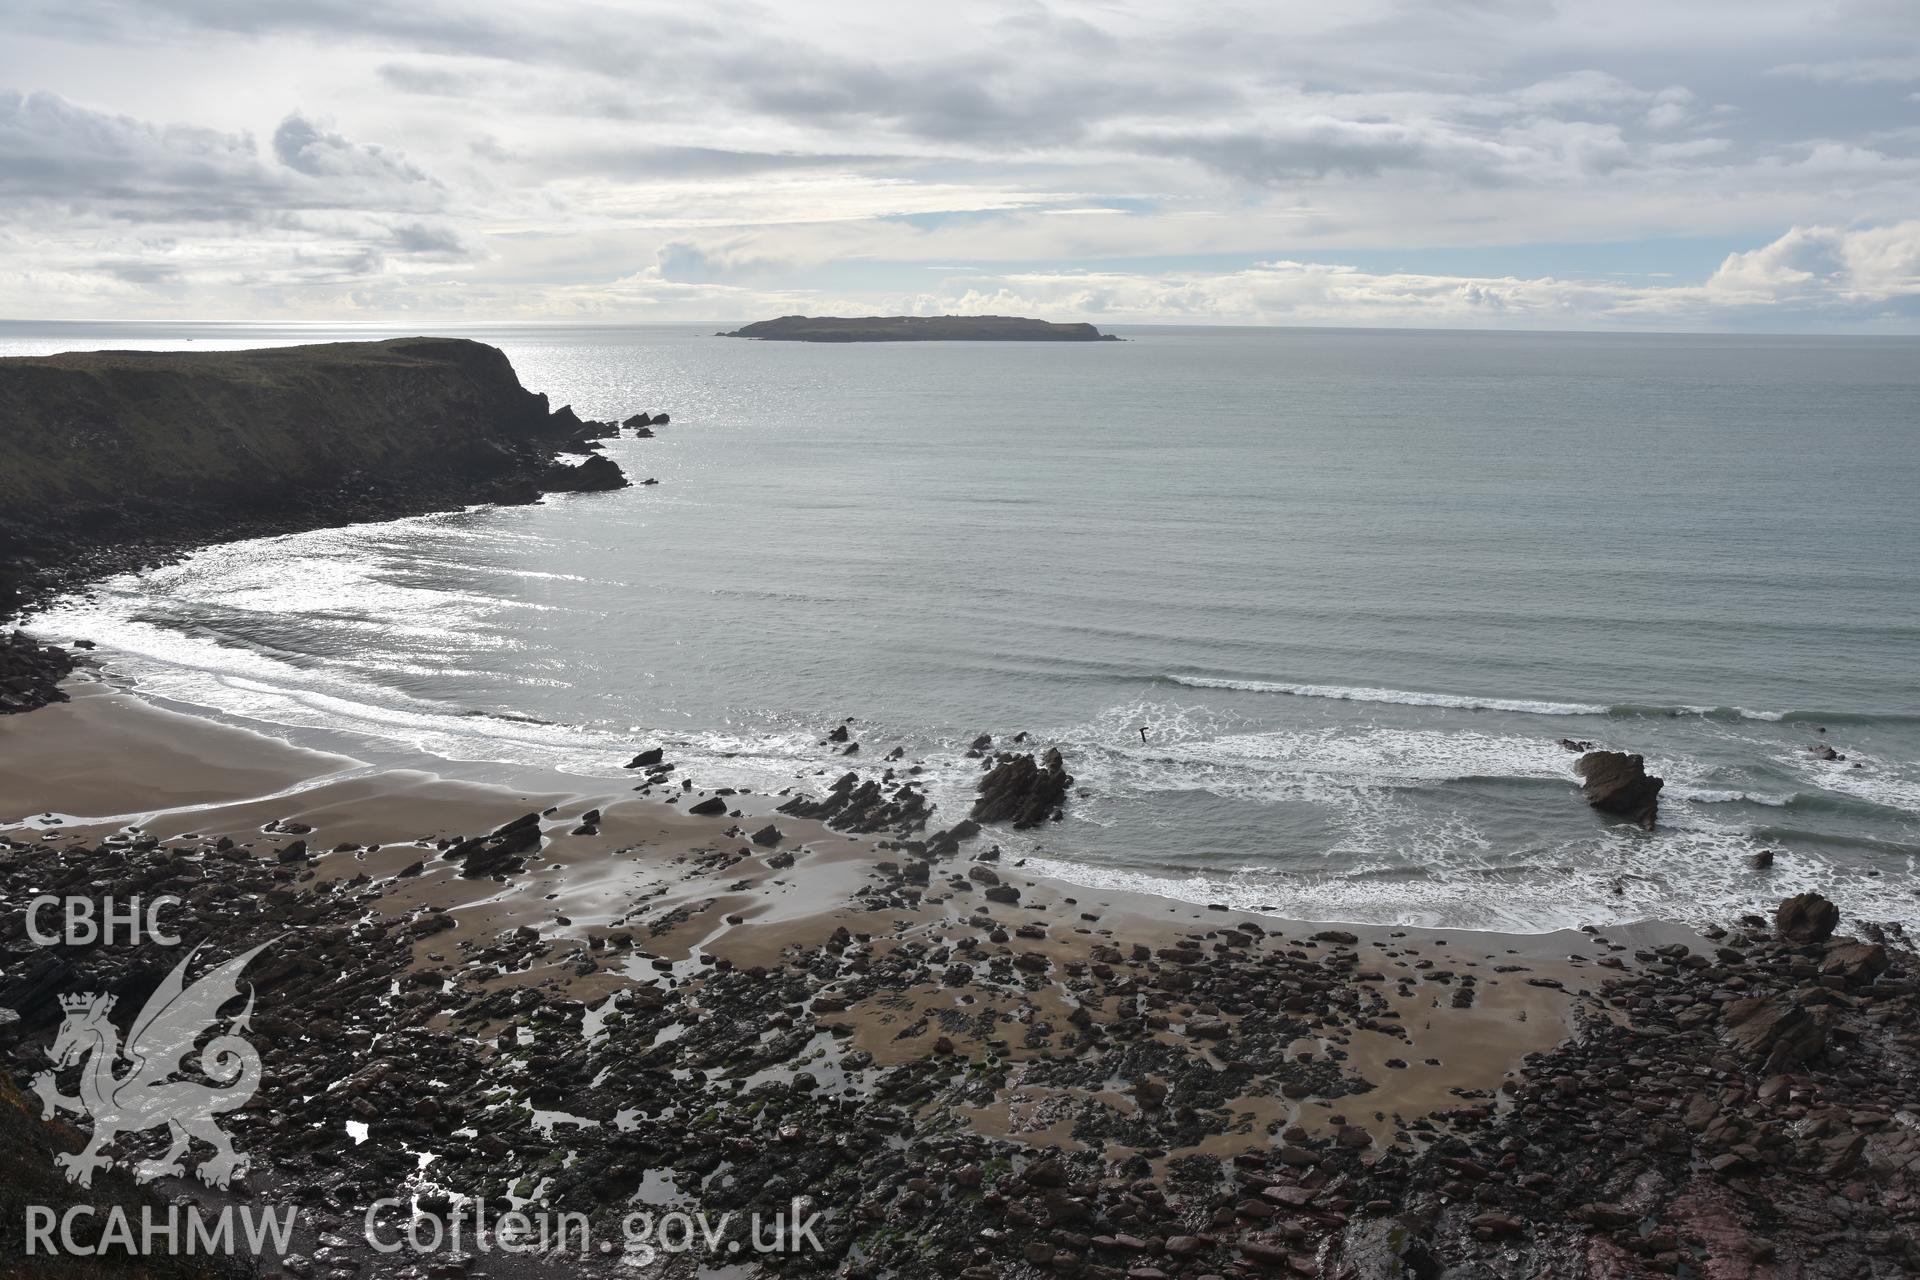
3, 0, 1918, 329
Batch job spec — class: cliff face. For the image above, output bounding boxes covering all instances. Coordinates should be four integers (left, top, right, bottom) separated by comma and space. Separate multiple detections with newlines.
721, 315, 1119, 342
0, 337, 623, 618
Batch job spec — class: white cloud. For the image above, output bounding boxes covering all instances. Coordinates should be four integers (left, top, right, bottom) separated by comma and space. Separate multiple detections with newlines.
1703, 221, 1920, 303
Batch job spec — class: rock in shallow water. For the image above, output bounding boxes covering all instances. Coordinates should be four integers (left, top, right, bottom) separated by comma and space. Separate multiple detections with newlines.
971, 748, 1072, 828
1574, 750, 1663, 829
541, 453, 629, 492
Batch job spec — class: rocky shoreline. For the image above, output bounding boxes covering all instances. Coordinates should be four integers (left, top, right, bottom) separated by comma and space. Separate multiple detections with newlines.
1, 688, 1915, 1278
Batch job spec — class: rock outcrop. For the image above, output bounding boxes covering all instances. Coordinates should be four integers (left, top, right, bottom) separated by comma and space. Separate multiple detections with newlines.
541, 454, 629, 492
971, 748, 1072, 828
776, 769, 932, 835
1574, 750, 1663, 829
442, 811, 544, 878
0, 629, 75, 713
0, 337, 635, 620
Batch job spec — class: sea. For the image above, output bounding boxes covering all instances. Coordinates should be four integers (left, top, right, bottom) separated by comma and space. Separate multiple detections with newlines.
7, 320, 1919, 933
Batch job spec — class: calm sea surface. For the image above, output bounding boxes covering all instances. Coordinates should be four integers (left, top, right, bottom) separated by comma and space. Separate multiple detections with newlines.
9, 321, 1920, 931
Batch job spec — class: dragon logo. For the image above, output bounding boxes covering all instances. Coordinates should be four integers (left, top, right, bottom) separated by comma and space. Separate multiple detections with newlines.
31, 939, 276, 1189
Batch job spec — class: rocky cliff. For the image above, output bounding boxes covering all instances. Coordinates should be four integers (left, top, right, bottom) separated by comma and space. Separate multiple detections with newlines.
0, 337, 627, 620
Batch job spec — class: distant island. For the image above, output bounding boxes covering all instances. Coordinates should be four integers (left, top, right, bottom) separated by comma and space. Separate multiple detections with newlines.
719, 314, 1120, 342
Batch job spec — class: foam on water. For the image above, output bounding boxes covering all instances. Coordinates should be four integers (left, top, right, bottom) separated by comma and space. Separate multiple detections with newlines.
1022, 818, 1918, 935
1166, 674, 1611, 716
1165, 674, 1920, 727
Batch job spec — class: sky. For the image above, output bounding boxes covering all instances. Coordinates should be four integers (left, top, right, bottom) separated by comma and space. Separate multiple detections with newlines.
2, 0, 1918, 330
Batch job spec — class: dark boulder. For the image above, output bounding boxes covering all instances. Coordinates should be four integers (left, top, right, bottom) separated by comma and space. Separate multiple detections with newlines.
625, 747, 664, 768
1775, 892, 1839, 944
1574, 750, 1663, 830
1822, 941, 1888, 984
688, 796, 728, 817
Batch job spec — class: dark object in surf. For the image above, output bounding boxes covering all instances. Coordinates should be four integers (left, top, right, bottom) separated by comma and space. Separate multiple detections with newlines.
1750, 849, 1776, 870
1559, 738, 1593, 752
625, 747, 664, 768
1807, 743, 1847, 762
971, 748, 1072, 829
1574, 750, 1663, 830
688, 796, 728, 816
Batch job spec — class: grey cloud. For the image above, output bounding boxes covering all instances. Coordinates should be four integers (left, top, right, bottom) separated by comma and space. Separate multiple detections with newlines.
383, 220, 469, 255
98, 259, 183, 285
375, 63, 475, 95
0, 88, 271, 205
654, 236, 784, 283
558, 145, 897, 178
0, 90, 440, 220
273, 114, 434, 185
1126, 119, 1520, 184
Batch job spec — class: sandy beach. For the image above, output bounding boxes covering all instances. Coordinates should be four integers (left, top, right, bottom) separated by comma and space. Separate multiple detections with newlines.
6, 665, 1916, 1278
4, 673, 1626, 1128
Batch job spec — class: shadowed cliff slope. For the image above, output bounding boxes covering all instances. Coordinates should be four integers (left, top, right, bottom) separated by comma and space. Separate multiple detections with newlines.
0, 337, 624, 620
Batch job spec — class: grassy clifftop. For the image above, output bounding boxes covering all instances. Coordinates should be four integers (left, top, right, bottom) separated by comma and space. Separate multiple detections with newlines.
0, 337, 619, 618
